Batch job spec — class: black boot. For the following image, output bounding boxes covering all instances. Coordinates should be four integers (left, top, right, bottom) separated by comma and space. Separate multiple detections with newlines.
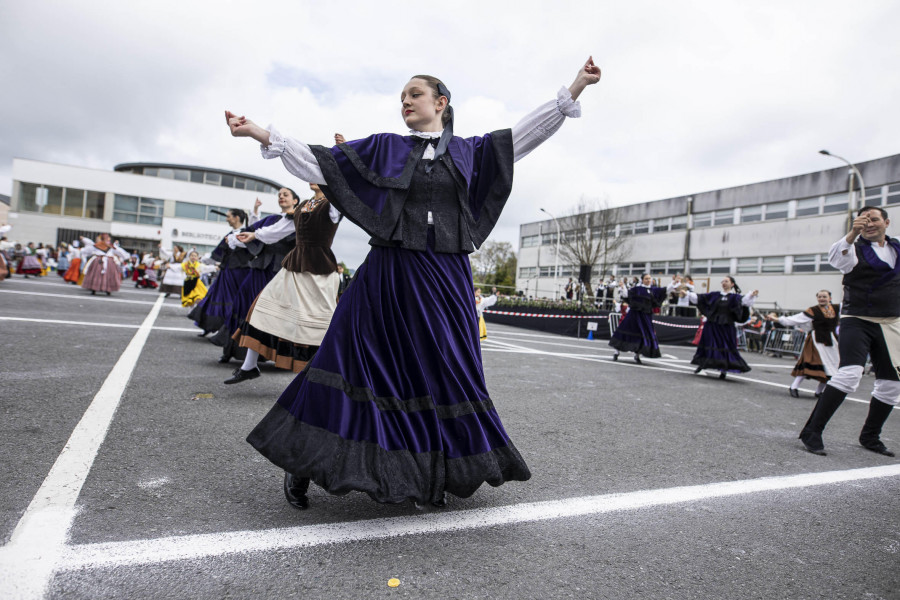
633, 354, 642, 365
859, 398, 896, 457
799, 385, 847, 455
283, 473, 310, 509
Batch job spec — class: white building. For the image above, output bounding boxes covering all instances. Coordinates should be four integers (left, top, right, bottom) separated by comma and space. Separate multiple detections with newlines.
7, 159, 286, 254
517, 153, 900, 310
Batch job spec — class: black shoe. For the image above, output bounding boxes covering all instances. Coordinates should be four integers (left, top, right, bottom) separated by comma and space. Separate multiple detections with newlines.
800, 435, 828, 456
283, 473, 310, 509
91, 290, 96, 295
106, 291, 111, 296
719, 372, 727, 380
431, 492, 449, 507
789, 388, 800, 398
197, 331, 209, 337
694, 366, 703, 374
860, 398, 896, 457
633, 355, 642, 365
223, 367, 260, 384
612, 353, 619, 362
217, 354, 231, 364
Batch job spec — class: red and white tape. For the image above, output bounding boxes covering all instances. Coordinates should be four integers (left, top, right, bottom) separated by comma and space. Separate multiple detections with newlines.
484, 310, 604, 320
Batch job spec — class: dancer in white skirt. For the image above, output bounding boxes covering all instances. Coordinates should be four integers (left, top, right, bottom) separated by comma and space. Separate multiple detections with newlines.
225, 182, 342, 384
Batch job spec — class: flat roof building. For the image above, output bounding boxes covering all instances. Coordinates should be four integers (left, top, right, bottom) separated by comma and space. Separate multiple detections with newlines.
517, 153, 900, 310
7, 158, 286, 253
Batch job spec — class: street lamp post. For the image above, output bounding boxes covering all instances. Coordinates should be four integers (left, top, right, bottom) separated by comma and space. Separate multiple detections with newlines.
819, 150, 867, 229
540, 208, 561, 300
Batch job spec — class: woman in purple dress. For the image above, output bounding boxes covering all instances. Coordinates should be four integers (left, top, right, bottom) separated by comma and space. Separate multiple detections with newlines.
226, 57, 601, 509
688, 276, 759, 380
610, 273, 667, 364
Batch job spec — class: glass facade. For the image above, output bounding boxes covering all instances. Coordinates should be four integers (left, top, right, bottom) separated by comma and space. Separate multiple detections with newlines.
113, 194, 164, 225
118, 165, 279, 195
17, 182, 105, 219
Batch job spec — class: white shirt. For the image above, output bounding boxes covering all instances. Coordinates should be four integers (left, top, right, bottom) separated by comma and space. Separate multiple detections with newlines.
829, 236, 897, 274
687, 289, 757, 307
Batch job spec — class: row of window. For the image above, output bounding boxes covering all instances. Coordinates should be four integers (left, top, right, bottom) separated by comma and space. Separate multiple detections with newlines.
18, 183, 106, 220
118, 166, 279, 195
112, 195, 164, 225
520, 255, 839, 279
522, 184, 900, 248
174, 201, 232, 224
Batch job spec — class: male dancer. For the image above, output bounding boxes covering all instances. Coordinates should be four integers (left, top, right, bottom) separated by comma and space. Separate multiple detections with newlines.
799, 206, 899, 456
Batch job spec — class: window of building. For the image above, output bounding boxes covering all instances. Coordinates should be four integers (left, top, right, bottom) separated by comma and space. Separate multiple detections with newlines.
190, 170, 204, 183
761, 256, 785, 273
63, 188, 86, 217
560, 265, 575, 277
737, 257, 759, 274
174, 201, 207, 220
619, 222, 635, 236
173, 169, 190, 182
818, 253, 838, 271
690, 259, 709, 274
615, 263, 632, 275
539, 266, 556, 277
864, 186, 883, 207
692, 212, 712, 228
144, 167, 158, 176
518, 267, 537, 279
713, 210, 735, 226
18, 182, 64, 215
764, 201, 789, 220
633, 220, 649, 235
670, 215, 688, 231
113, 195, 164, 225
740, 205, 762, 223
668, 260, 684, 274
542, 232, 558, 246
822, 193, 848, 214
85, 191, 105, 219
650, 262, 667, 274
887, 183, 900, 205
709, 258, 731, 273
651, 218, 668, 233
157, 168, 174, 179
521, 234, 539, 248
221, 174, 234, 188
795, 197, 821, 217
792, 254, 817, 273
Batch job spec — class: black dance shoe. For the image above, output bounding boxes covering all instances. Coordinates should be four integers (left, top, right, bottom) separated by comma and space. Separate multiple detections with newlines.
283, 473, 310, 509
789, 388, 800, 398
431, 492, 449, 508
106, 291, 111, 296
694, 366, 703, 374
719, 372, 727, 380
224, 367, 260, 384
633, 355, 642, 365
197, 331, 209, 338
799, 432, 827, 456
860, 441, 896, 457
91, 290, 96, 295
217, 354, 231, 364
611, 353, 619, 362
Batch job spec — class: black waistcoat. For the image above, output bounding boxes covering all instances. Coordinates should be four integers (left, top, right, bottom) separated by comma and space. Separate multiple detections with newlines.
368, 154, 473, 253
841, 238, 900, 317
806, 304, 840, 345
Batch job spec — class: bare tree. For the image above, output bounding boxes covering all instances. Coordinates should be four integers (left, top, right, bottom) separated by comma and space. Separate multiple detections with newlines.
470, 240, 516, 283
554, 197, 632, 293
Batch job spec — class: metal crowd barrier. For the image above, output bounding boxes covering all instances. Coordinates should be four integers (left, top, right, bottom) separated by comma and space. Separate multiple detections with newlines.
761, 328, 806, 357
735, 327, 748, 351
608, 312, 620, 336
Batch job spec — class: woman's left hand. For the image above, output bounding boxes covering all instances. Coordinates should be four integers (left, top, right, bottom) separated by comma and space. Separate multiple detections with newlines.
236, 232, 256, 243
569, 56, 601, 100
749, 290, 759, 298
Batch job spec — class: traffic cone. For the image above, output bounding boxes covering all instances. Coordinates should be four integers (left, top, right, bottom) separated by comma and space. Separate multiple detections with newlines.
587, 330, 594, 340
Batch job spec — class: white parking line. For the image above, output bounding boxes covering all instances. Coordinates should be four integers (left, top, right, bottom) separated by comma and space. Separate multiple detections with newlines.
0, 316, 196, 333
0, 288, 162, 306
0, 295, 165, 600
56, 464, 900, 571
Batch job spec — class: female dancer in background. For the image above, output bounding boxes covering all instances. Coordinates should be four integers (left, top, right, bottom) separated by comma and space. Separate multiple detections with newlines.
767, 290, 839, 398
159, 244, 187, 297
227, 57, 601, 509
610, 273, 666, 364
226, 182, 342, 384
80, 234, 129, 295
687, 276, 758, 379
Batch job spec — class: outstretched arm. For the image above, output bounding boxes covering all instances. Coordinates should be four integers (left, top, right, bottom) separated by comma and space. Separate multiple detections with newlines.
511, 56, 601, 162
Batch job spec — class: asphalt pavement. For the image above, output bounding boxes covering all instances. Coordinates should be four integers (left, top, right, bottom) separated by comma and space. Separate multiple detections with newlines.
1, 275, 898, 600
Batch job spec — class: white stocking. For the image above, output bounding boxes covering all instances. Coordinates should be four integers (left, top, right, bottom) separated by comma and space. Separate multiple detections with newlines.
241, 349, 259, 371
790, 375, 805, 390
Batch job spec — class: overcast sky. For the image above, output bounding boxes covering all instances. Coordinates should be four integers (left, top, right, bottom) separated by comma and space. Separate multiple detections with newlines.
3, 1, 899, 267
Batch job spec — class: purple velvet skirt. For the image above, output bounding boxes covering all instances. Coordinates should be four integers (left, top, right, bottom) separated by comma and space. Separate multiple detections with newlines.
247, 237, 530, 504
609, 310, 661, 357
691, 321, 751, 373
188, 267, 250, 334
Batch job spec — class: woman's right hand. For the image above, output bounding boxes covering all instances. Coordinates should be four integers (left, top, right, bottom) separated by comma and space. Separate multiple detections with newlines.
236, 232, 256, 243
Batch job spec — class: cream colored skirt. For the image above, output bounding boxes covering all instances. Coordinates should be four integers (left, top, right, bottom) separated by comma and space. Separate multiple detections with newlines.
248, 269, 339, 346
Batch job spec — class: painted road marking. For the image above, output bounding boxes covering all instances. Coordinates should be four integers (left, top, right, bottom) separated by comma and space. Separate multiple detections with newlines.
0, 295, 166, 600
0, 316, 196, 333
57, 464, 900, 571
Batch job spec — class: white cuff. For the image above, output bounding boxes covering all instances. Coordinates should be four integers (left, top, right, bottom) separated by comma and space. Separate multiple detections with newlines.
261, 124, 285, 158
556, 86, 581, 118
